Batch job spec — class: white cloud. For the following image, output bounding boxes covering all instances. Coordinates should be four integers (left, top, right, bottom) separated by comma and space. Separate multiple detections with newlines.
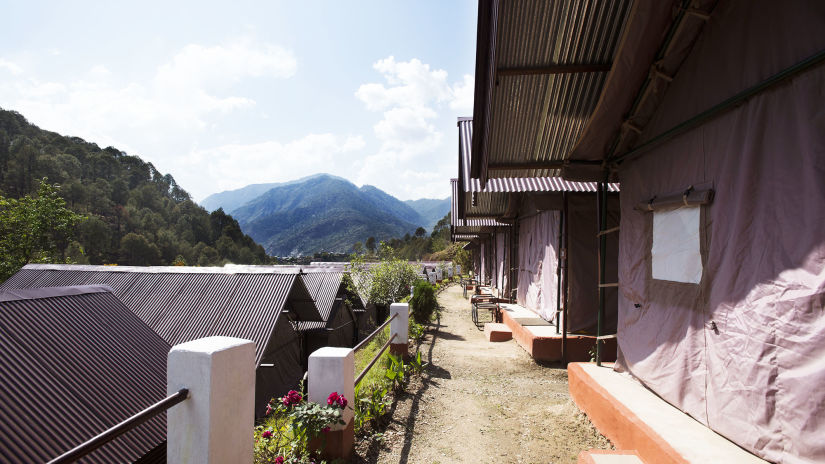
355, 57, 451, 111
0, 58, 23, 75
0, 47, 466, 203
352, 56, 472, 199
449, 74, 474, 114
180, 133, 364, 200
0, 38, 296, 153
155, 39, 296, 91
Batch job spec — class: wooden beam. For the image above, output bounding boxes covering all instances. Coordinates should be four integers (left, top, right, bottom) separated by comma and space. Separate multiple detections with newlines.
497, 64, 612, 77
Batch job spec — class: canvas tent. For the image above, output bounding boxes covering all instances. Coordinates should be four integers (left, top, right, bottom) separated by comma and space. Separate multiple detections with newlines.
0, 286, 169, 463
453, 118, 620, 335
297, 269, 361, 355
1, 264, 322, 417
468, 0, 825, 461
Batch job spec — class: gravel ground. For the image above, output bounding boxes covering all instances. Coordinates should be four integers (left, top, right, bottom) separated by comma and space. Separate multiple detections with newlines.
352, 284, 611, 463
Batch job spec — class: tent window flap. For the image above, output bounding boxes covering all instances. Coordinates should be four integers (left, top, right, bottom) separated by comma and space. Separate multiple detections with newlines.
652, 206, 702, 284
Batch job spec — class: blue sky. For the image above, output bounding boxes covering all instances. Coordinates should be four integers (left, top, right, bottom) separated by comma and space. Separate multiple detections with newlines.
0, 0, 477, 201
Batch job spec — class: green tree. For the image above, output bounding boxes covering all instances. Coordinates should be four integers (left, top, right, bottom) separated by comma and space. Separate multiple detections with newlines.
347, 250, 419, 308
0, 108, 270, 268
365, 236, 376, 254
0, 179, 85, 280
197, 245, 220, 266
119, 232, 161, 265
78, 215, 113, 264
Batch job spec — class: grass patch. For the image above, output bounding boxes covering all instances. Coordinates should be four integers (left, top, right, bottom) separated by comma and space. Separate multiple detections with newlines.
354, 323, 391, 388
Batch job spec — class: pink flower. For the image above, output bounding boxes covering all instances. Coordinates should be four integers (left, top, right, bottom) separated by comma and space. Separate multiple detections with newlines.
261, 430, 273, 439
282, 390, 303, 406
265, 405, 273, 416
274, 457, 284, 464
322, 426, 331, 433
327, 392, 347, 408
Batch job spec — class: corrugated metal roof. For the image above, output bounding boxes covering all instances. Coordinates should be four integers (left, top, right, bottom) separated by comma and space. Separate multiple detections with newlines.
469, 176, 618, 193
451, 178, 460, 226
0, 265, 322, 365
458, 119, 618, 192
452, 179, 507, 234
297, 271, 348, 332
458, 118, 473, 194
0, 286, 169, 464
454, 119, 619, 223
472, 0, 633, 183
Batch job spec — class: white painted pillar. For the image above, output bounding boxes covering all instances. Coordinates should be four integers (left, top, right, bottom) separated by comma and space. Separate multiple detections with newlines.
447, 266, 453, 278
428, 272, 436, 284
308, 347, 354, 458
456, 264, 462, 276
390, 302, 409, 359
167, 336, 255, 464
435, 268, 443, 282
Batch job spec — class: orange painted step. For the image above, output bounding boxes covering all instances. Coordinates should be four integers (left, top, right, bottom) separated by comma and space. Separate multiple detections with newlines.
499, 307, 616, 362
484, 323, 512, 342
578, 449, 645, 464
568, 363, 766, 464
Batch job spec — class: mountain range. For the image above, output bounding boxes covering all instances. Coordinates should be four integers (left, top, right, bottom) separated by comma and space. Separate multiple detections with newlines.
201, 174, 449, 256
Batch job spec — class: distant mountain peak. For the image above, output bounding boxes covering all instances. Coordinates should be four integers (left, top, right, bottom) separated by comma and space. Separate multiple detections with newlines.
201, 174, 451, 257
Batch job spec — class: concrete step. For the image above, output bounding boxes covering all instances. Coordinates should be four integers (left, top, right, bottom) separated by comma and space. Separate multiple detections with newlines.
498, 303, 616, 362
569, 363, 767, 464
578, 449, 645, 464
483, 322, 512, 342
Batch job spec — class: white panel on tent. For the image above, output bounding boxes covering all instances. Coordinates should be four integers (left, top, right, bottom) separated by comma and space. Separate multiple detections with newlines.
652, 206, 702, 284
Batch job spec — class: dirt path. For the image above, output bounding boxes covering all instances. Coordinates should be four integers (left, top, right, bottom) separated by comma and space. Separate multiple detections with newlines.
353, 284, 611, 463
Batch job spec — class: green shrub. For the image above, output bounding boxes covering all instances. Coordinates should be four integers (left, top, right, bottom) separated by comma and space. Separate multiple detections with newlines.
354, 382, 391, 432
409, 319, 425, 341
410, 280, 437, 324
384, 353, 409, 392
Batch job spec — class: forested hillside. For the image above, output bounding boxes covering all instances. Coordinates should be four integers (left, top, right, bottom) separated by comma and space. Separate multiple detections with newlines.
0, 109, 269, 268
403, 197, 451, 231
232, 174, 422, 256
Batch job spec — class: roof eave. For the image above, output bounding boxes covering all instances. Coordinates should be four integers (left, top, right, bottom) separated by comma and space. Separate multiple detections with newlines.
470, 0, 498, 188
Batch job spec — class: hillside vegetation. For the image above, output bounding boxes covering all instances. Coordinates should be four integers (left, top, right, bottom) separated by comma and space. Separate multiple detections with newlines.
0, 109, 268, 268
203, 175, 450, 257
230, 175, 425, 256
403, 197, 451, 231
351, 212, 471, 270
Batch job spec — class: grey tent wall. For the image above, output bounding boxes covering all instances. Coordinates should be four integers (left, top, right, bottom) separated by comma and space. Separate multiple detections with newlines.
256, 315, 303, 417
613, 1, 825, 460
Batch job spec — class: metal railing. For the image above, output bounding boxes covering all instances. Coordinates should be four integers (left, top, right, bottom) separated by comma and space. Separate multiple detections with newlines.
353, 312, 399, 386
355, 333, 397, 386
353, 312, 397, 352
48, 388, 189, 464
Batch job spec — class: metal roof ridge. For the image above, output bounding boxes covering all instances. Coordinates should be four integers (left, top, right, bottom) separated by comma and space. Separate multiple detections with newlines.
0, 285, 115, 302
24, 263, 304, 275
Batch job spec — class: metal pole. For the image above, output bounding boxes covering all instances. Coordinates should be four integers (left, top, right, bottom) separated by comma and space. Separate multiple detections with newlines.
49, 389, 189, 464
561, 192, 569, 364
355, 333, 398, 386
596, 174, 609, 366
555, 203, 564, 334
